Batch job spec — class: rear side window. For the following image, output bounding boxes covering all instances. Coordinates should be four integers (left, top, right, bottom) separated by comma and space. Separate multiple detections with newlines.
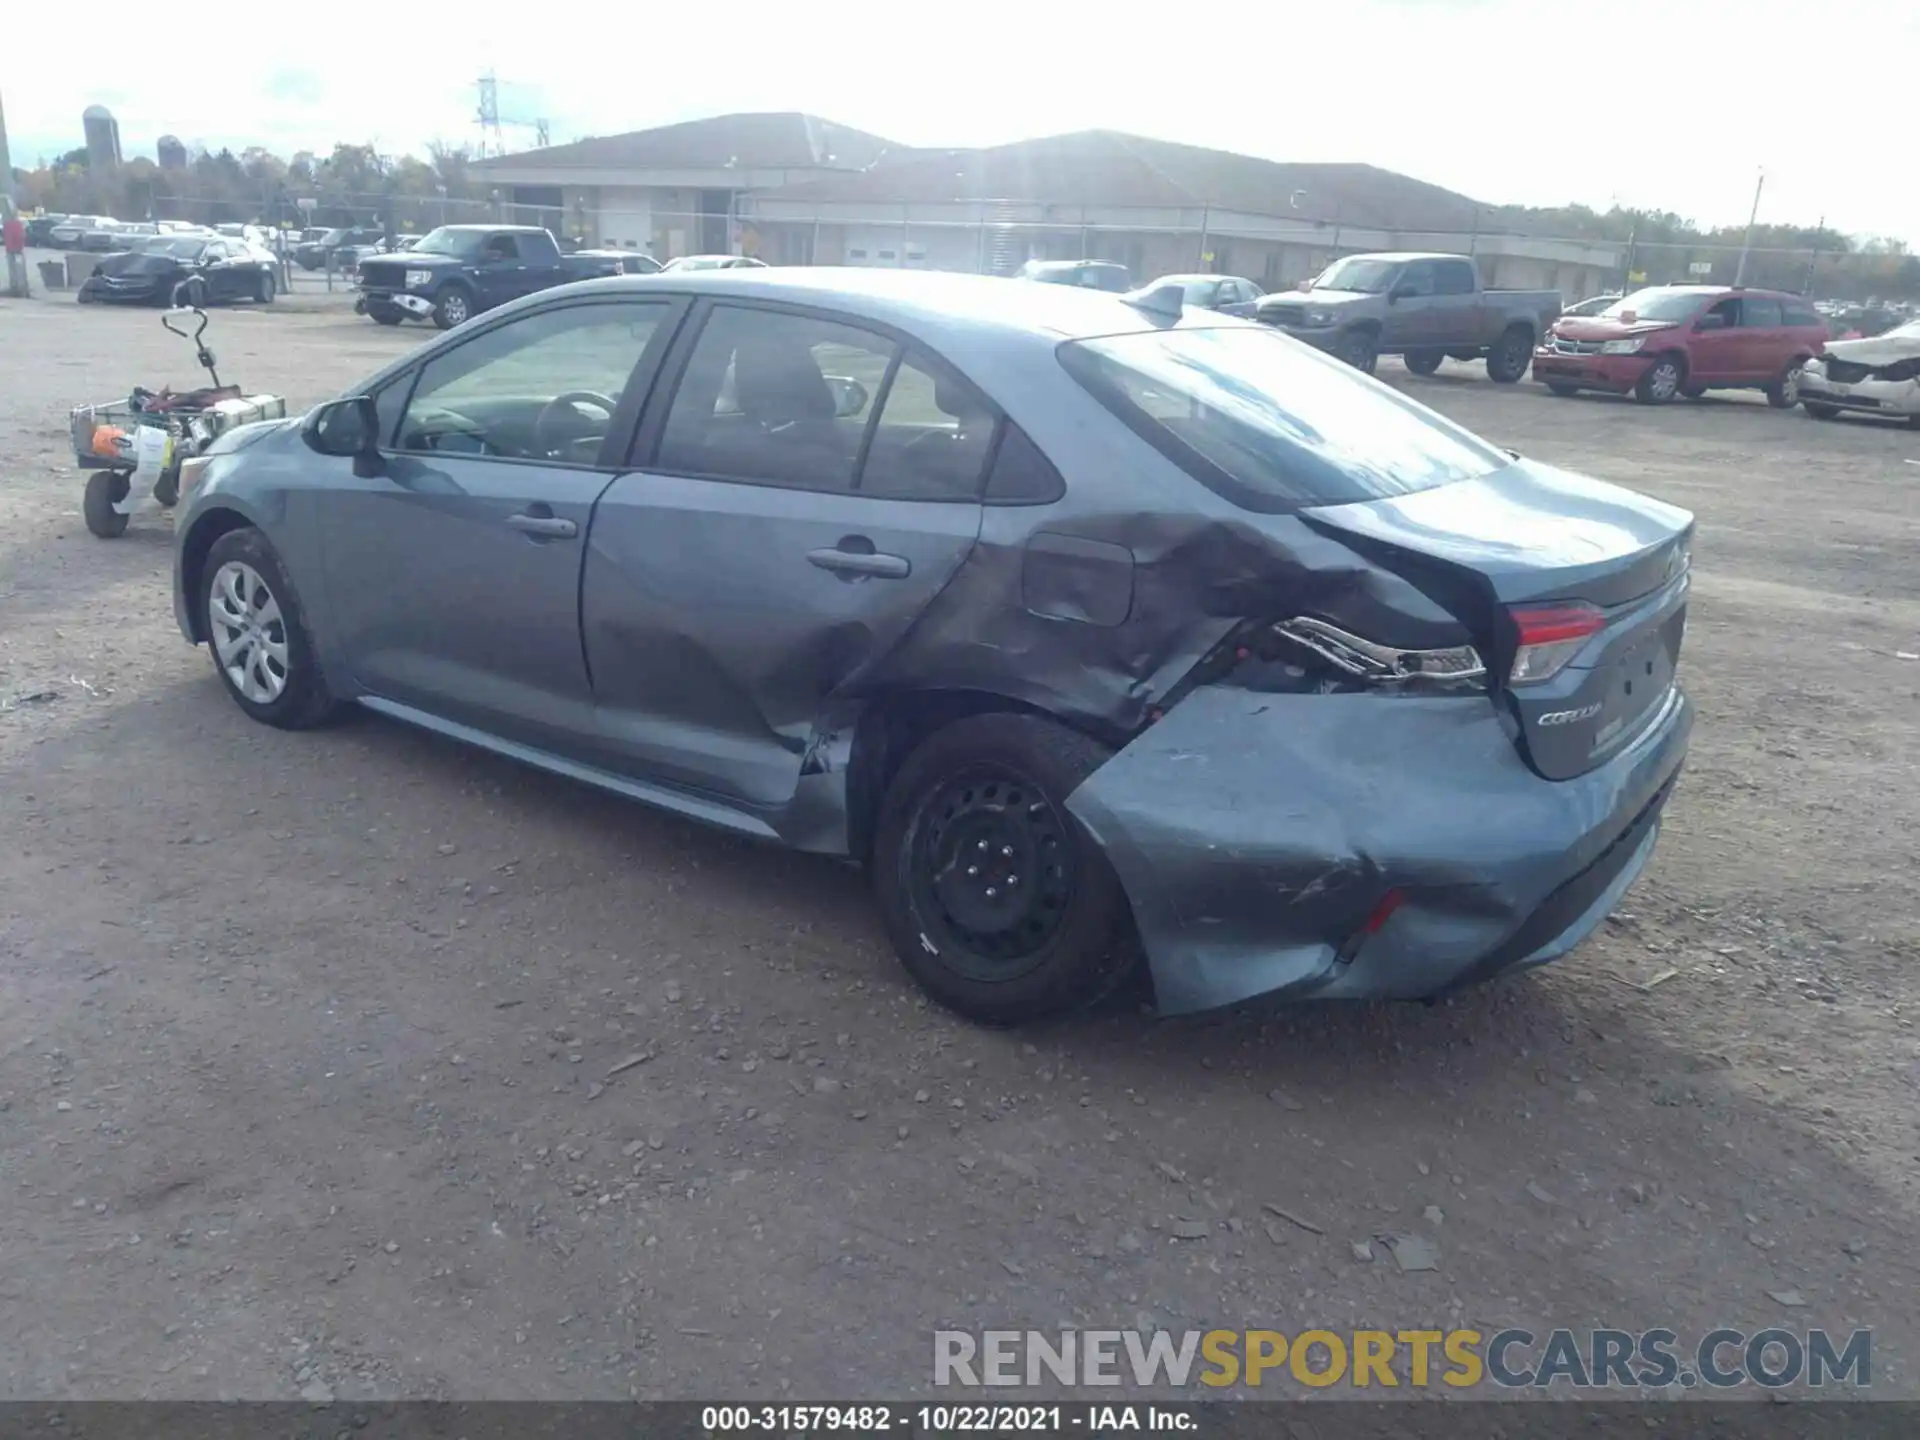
1740, 296, 1782, 327
1782, 302, 1821, 327
1434, 259, 1477, 295
1059, 326, 1506, 511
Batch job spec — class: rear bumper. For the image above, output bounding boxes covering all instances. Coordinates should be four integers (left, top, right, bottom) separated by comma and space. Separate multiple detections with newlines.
1532, 351, 1653, 392
1799, 370, 1920, 418
1067, 684, 1691, 1014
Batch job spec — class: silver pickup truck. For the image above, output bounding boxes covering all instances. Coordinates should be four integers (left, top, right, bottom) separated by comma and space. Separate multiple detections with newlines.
1253, 251, 1561, 383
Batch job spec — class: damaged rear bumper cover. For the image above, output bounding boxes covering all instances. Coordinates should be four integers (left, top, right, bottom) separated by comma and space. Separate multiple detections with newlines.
1066, 684, 1690, 1014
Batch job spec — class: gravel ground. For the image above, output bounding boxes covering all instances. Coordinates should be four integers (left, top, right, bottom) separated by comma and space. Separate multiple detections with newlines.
1, 293, 1917, 1402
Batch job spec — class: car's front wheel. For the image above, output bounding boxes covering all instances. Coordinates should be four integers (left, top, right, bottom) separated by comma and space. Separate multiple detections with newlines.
432, 285, 474, 330
1634, 354, 1685, 404
255, 269, 276, 304
1334, 328, 1379, 375
873, 713, 1137, 1025
200, 528, 339, 730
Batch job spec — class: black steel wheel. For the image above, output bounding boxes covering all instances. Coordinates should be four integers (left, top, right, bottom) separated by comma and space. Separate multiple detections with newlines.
1335, 327, 1379, 375
873, 713, 1136, 1025
1403, 349, 1444, 376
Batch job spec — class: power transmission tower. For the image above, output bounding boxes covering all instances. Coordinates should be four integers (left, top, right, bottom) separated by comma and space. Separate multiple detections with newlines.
475, 71, 548, 156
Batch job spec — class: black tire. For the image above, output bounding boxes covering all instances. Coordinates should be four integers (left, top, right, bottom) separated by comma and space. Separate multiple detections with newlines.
1486, 326, 1533, 383
255, 268, 276, 304
1545, 381, 1579, 397
1634, 353, 1685, 405
1765, 358, 1804, 409
1802, 402, 1839, 420
873, 713, 1137, 1026
431, 285, 474, 330
1334, 327, 1379, 375
83, 471, 130, 538
368, 305, 405, 326
198, 527, 340, 730
1403, 349, 1444, 376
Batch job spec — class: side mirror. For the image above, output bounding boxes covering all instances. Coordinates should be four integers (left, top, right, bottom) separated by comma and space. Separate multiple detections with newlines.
1388, 282, 1417, 303
824, 375, 870, 419
303, 395, 384, 477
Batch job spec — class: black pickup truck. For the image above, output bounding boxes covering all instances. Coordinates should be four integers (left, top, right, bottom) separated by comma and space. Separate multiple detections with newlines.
355, 225, 623, 329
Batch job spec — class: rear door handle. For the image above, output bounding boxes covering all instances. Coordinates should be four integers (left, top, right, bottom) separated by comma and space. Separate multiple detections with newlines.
507, 511, 577, 539
807, 546, 910, 579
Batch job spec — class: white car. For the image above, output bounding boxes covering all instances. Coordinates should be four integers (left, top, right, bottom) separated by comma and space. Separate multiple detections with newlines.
660, 254, 768, 272
1799, 318, 1920, 427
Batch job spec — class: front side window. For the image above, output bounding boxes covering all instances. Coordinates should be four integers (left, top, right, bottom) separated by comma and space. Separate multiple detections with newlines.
482, 234, 521, 261
1060, 326, 1507, 511
1396, 261, 1437, 297
393, 300, 668, 465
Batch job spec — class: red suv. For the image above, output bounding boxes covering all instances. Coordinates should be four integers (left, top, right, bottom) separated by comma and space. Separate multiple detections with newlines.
1533, 286, 1826, 406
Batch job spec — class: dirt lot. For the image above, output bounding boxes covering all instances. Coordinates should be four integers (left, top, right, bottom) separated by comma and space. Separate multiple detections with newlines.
1, 294, 1917, 1402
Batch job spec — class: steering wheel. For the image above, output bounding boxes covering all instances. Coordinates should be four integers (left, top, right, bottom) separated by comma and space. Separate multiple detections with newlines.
533, 391, 619, 457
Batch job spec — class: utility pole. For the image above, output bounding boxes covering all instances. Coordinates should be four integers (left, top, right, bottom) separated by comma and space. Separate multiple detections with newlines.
1801, 215, 1825, 296
1733, 169, 1765, 287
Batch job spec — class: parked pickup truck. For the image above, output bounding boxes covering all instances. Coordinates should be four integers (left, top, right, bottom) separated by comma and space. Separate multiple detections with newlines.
355, 225, 623, 329
1253, 251, 1560, 383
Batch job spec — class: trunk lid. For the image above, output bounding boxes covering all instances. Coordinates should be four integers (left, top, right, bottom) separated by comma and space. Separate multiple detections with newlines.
1302, 457, 1693, 780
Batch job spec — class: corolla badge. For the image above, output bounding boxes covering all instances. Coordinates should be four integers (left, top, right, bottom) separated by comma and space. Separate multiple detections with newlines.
1538, 702, 1604, 726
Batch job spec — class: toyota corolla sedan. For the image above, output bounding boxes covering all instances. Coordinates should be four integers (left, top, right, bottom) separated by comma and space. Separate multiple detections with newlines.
171, 269, 1693, 1025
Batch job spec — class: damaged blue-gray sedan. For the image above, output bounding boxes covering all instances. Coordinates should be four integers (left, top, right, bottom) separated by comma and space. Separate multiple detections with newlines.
170, 269, 1693, 1024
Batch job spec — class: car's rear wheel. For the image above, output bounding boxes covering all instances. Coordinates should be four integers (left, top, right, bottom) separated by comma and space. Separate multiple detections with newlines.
1765, 358, 1805, 409
1402, 349, 1444, 376
1334, 328, 1379, 375
1634, 354, 1685, 404
255, 268, 276, 304
199, 528, 339, 730
873, 713, 1136, 1026
1802, 401, 1839, 420
432, 286, 473, 330
83, 471, 130, 538
1486, 326, 1534, 383
1545, 381, 1579, 397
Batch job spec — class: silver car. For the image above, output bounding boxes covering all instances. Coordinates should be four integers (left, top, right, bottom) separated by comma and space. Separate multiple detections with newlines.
1799, 317, 1920, 426
172, 269, 1694, 1024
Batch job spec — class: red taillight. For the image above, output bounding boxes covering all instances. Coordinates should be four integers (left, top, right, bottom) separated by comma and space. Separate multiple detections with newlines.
1508, 603, 1604, 684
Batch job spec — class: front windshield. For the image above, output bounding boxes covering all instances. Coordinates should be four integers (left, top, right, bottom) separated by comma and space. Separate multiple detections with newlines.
411, 227, 486, 259
142, 238, 210, 259
1601, 288, 1706, 322
1312, 258, 1401, 294
1060, 326, 1507, 511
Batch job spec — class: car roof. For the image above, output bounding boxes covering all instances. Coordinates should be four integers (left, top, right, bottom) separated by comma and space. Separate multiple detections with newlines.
560, 266, 1239, 345
1155, 273, 1245, 285
1330, 251, 1469, 264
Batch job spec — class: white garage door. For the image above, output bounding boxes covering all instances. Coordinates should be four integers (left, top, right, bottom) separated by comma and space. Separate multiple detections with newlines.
598, 209, 652, 252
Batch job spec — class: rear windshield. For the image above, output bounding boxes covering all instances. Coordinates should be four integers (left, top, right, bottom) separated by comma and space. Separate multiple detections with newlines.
1059, 326, 1507, 511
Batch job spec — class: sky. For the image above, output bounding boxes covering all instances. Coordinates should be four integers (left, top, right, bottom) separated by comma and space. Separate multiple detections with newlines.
5, 0, 1916, 244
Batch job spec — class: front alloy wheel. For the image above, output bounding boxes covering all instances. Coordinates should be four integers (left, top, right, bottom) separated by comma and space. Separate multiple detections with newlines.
209, 560, 290, 705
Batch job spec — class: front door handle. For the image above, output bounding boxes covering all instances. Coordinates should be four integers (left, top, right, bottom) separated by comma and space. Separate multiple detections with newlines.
507, 511, 577, 539
807, 546, 910, 579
